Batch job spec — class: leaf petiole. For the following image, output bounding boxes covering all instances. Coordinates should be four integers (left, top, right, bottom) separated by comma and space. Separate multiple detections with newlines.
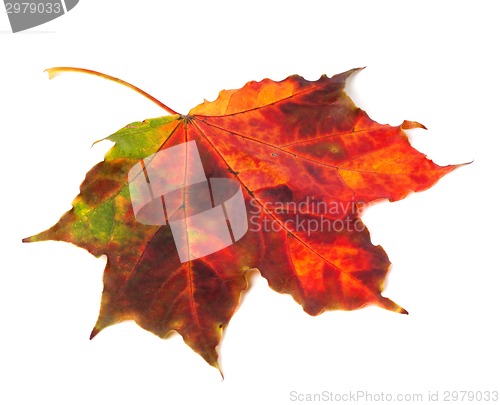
44, 67, 179, 115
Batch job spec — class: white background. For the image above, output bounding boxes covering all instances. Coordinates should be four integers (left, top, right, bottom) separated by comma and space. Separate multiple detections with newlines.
1, 1, 498, 404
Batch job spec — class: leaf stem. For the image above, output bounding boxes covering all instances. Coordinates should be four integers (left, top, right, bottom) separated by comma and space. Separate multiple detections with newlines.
44, 67, 179, 115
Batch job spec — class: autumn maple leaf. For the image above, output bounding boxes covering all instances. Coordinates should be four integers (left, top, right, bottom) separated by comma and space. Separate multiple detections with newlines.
23, 67, 460, 371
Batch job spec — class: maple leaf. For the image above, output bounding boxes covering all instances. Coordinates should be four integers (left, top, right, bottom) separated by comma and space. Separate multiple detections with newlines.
23, 67, 460, 372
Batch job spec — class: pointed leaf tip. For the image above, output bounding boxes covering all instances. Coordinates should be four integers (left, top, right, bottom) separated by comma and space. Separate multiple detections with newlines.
89, 327, 100, 340
342, 66, 365, 79
22, 235, 36, 243
378, 296, 408, 315
401, 120, 427, 130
